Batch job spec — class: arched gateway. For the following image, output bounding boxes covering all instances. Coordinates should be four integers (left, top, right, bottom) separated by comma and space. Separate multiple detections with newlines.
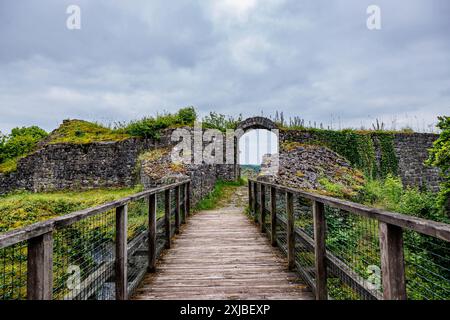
236, 117, 279, 178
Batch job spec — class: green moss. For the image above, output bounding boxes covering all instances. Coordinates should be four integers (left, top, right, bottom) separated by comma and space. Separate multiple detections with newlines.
0, 186, 143, 232
0, 157, 19, 174
47, 120, 131, 144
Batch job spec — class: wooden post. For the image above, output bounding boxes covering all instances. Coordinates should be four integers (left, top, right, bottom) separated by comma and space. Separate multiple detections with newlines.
27, 232, 53, 300
115, 204, 128, 300
270, 186, 277, 247
182, 184, 187, 224
175, 186, 180, 234
313, 201, 328, 300
164, 189, 171, 248
260, 184, 266, 233
379, 222, 407, 300
248, 181, 253, 211
286, 191, 295, 270
148, 194, 157, 273
253, 182, 258, 223
186, 182, 191, 216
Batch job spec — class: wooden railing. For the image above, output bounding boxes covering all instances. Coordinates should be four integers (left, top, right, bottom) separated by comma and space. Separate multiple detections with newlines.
248, 179, 450, 300
0, 179, 191, 300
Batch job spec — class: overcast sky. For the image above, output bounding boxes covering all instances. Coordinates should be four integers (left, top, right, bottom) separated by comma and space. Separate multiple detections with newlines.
0, 0, 449, 134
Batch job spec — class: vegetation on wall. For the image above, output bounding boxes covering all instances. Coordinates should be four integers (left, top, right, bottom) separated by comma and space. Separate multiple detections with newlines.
0, 126, 48, 174
120, 107, 197, 139
0, 186, 143, 232
47, 120, 130, 144
202, 112, 242, 132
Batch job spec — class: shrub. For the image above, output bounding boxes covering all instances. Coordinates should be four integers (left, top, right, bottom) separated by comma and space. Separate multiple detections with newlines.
0, 126, 48, 173
426, 115, 450, 215
123, 107, 197, 139
202, 112, 242, 132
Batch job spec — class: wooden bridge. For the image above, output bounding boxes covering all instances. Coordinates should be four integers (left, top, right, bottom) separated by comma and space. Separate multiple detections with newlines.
1, 179, 450, 300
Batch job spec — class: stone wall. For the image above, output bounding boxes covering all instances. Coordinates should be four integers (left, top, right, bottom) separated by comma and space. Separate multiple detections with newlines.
279, 130, 441, 191
0, 137, 166, 194
393, 133, 441, 192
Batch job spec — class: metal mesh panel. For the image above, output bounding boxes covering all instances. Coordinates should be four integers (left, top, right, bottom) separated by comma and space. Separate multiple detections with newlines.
293, 195, 316, 288
0, 241, 27, 300
127, 198, 149, 294
403, 231, 450, 300
53, 210, 116, 300
325, 206, 382, 300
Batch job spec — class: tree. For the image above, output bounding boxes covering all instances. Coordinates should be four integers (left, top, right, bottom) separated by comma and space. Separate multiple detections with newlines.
426, 116, 450, 215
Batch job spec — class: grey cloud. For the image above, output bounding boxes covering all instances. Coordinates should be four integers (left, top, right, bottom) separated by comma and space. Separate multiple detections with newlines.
0, 0, 449, 133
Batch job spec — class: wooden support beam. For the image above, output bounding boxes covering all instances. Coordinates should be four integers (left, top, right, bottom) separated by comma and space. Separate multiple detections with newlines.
115, 204, 128, 300
260, 184, 266, 233
148, 194, 157, 273
379, 222, 407, 300
175, 186, 181, 234
313, 201, 328, 300
186, 182, 191, 216
270, 186, 277, 246
253, 182, 258, 223
248, 181, 253, 211
286, 191, 295, 270
165, 189, 171, 249
182, 184, 187, 224
27, 232, 53, 300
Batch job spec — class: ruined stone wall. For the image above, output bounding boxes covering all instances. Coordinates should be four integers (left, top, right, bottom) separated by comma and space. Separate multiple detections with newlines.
279, 130, 442, 191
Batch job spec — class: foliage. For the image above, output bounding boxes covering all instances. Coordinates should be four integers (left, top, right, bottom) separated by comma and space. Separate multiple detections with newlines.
426, 116, 450, 214
193, 178, 245, 211
47, 120, 130, 144
202, 112, 242, 132
0, 126, 48, 174
0, 186, 143, 232
121, 107, 197, 139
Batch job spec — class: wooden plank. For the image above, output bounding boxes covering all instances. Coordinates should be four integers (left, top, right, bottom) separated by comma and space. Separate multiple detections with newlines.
115, 204, 128, 300
260, 184, 266, 233
175, 186, 180, 234
132, 210, 313, 300
270, 186, 277, 246
164, 189, 171, 249
27, 232, 53, 300
286, 192, 295, 270
148, 194, 157, 273
313, 201, 327, 300
379, 222, 407, 300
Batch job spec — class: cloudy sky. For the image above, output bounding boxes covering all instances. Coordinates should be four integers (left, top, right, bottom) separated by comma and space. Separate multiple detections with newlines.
0, 0, 449, 134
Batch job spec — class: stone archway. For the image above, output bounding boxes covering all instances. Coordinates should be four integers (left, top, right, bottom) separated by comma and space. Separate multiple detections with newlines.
236, 116, 277, 132
236, 117, 279, 179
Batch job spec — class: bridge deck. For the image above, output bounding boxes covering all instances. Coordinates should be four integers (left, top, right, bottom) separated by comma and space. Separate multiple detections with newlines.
133, 208, 313, 300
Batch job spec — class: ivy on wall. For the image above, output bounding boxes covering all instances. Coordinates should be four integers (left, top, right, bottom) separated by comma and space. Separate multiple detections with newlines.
289, 128, 398, 179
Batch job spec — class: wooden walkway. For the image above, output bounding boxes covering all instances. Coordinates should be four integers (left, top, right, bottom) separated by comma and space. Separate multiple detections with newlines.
133, 208, 313, 300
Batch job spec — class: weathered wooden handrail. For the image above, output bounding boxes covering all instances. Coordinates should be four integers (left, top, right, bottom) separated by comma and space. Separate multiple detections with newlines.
0, 179, 191, 300
248, 179, 450, 300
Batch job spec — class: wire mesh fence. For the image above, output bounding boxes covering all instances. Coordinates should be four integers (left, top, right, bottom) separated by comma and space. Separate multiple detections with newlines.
325, 206, 382, 300
0, 180, 189, 300
53, 209, 116, 300
403, 231, 450, 300
0, 241, 27, 300
248, 180, 450, 301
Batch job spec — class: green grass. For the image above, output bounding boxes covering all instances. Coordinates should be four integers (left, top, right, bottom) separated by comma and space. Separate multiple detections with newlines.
0, 186, 143, 232
47, 120, 131, 144
193, 178, 246, 211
